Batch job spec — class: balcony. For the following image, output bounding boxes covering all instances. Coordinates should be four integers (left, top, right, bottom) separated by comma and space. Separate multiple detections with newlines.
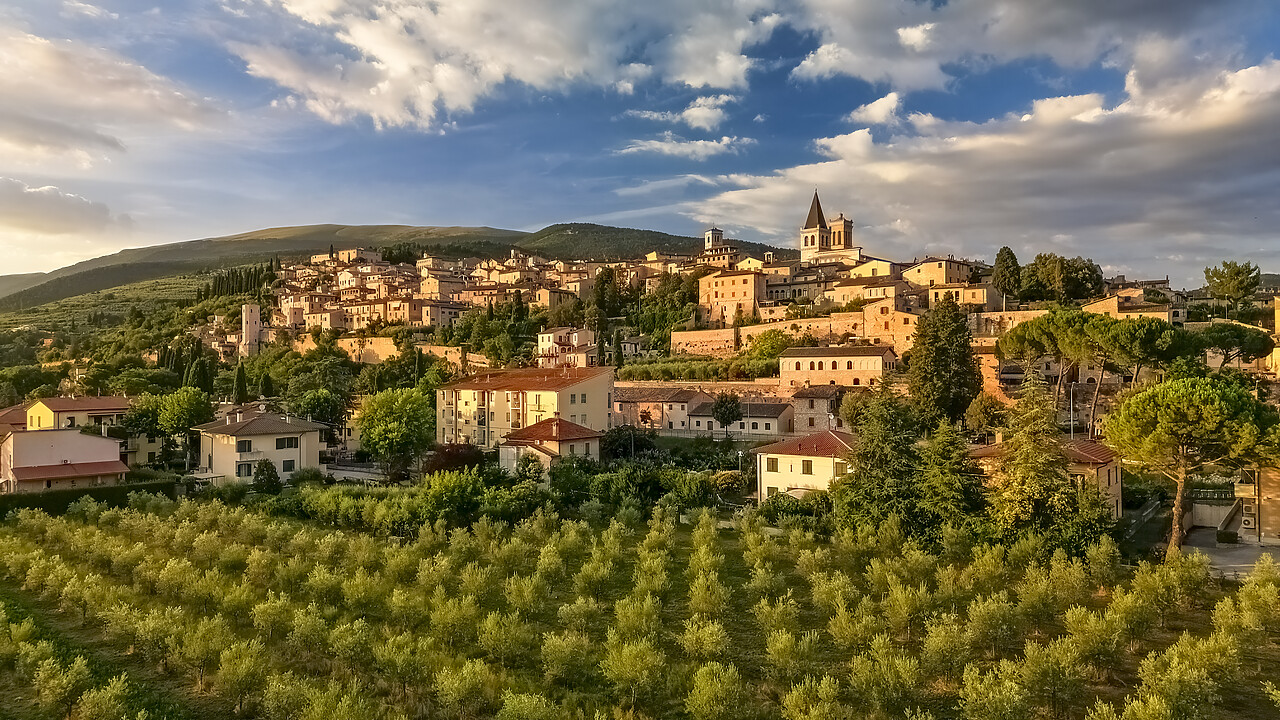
238, 451, 266, 461
1234, 480, 1257, 499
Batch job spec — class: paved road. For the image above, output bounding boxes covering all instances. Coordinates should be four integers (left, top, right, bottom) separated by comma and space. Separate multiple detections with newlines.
1184, 528, 1276, 577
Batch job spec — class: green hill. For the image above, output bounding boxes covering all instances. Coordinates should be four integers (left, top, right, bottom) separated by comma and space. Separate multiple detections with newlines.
0, 222, 795, 311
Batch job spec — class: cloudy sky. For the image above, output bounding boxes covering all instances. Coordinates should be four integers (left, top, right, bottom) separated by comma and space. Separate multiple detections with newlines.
2, 0, 1279, 284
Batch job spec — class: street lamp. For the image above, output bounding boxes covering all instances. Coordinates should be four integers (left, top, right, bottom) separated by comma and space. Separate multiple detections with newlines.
737, 450, 744, 473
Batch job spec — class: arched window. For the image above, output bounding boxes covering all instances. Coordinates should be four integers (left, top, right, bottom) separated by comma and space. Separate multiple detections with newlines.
817, 362, 824, 370
846, 361, 853, 370
852, 378, 860, 385
810, 362, 815, 370
795, 362, 801, 371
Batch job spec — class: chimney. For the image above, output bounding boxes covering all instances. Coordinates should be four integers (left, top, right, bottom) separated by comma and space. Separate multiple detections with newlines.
236, 412, 242, 422
225, 416, 231, 425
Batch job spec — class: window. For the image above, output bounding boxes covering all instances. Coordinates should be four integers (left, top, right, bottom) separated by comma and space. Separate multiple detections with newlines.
767, 486, 779, 496
751, 422, 759, 430
581, 393, 587, 404
853, 378, 860, 386
795, 362, 801, 370
817, 361, 824, 370
766, 457, 778, 472
276, 436, 299, 450
147, 452, 156, 464
569, 444, 576, 455
569, 394, 577, 405
808, 399, 815, 409
802, 460, 813, 475
283, 460, 295, 472
236, 439, 252, 453
846, 361, 853, 369
696, 420, 702, 427
764, 422, 771, 430
808, 417, 815, 427
835, 461, 848, 475
738, 422, 745, 429
236, 463, 253, 477
810, 361, 815, 370
584, 442, 592, 456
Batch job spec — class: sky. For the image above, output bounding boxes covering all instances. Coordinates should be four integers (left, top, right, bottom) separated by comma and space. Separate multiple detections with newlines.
2, 1, 1280, 286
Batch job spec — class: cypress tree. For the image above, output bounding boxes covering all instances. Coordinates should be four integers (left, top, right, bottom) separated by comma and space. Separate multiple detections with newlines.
908, 294, 982, 424
989, 373, 1073, 538
257, 373, 275, 399
830, 384, 921, 531
233, 363, 250, 404
992, 247, 1021, 308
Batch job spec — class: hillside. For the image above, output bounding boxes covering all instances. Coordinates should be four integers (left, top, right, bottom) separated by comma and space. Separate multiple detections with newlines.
516, 222, 795, 261
0, 273, 44, 299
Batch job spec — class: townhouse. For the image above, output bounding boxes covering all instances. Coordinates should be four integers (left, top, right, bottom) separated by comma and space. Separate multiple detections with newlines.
437, 367, 614, 449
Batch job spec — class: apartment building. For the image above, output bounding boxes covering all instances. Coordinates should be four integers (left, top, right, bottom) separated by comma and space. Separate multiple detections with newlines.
537, 328, 596, 368
699, 270, 768, 327
903, 257, 974, 287
754, 430, 856, 499
437, 367, 614, 449
779, 346, 898, 388
26, 396, 131, 430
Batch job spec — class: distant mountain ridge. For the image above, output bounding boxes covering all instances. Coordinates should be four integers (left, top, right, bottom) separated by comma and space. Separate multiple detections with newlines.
0, 222, 795, 310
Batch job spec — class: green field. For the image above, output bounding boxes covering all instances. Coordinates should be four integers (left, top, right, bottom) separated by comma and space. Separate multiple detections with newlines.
0, 490, 1275, 720
0, 275, 203, 332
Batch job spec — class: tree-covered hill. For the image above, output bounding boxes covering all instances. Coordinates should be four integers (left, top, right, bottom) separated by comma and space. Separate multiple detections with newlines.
516, 223, 795, 261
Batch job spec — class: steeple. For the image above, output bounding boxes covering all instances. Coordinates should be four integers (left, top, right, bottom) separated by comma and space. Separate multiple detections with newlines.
803, 191, 827, 230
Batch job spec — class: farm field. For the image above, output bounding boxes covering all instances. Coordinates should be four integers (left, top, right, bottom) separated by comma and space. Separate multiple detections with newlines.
0, 491, 1276, 720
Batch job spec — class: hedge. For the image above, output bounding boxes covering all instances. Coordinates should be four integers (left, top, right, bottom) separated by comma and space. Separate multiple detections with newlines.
0, 480, 178, 517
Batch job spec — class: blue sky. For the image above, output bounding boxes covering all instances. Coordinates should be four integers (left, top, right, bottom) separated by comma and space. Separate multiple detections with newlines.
2, 0, 1279, 286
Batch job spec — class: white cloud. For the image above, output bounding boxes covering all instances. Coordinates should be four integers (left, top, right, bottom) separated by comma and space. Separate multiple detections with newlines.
615, 174, 720, 197
619, 133, 755, 161
848, 92, 900, 125
61, 1, 118, 20
0, 29, 220, 168
227, 0, 780, 130
0, 177, 126, 235
693, 56, 1280, 283
625, 95, 739, 131
790, 0, 1251, 91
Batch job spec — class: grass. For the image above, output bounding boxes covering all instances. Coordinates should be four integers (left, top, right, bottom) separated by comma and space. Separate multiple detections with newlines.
0, 274, 201, 331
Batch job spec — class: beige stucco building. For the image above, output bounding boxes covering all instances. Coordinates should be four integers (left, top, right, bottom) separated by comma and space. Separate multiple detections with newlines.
754, 430, 856, 499
970, 438, 1123, 520
194, 412, 325, 484
498, 416, 603, 475
699, 270, 768, 327
437, 367, 614, 449
779, 346, 898, 388
0, 429, 128, 494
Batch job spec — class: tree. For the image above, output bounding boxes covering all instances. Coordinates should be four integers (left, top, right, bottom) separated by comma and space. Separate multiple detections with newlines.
988, 373, 1075, 539
965, 393, 1006, 439
909, 294, 982, 424
122, 393, 165, 441
601, 637, 665, 707
1022, 254, 1104, 302
686, 662, 746, 720
290, 388, 346, 427
1105, 377, 1279, 558
177, 616, 234, 690
992, 247, 1021, 308
831, 385, 919, 530
232, 362, 250, 404
1204, 260, 1260, 316
257, 372, 275, 399
159, 387, 214, 470
496, 691, 559, 720
710, 392, 742, 440
74, 673, 131, 720
216, 640, 268, 712
919, 420, 986, 534
356, 388, 434, 481
253, 458, 283, 494
1195, 323, 1275, 368
33, 656, 92, 718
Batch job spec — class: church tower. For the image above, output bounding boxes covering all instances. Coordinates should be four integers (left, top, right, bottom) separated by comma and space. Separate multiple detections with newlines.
704, 227, 724, 250
799, 191, 831, 263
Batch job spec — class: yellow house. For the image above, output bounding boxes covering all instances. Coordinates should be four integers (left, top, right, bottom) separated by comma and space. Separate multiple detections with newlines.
26, 396, 131, 430
193, 412, 325, 484
498, 415, 604, 475
437, 367, 614, 449
754, 430, 856, 499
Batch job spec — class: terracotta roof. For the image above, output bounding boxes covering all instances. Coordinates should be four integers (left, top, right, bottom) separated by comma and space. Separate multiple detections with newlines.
10, 460, 129, 482
502, 416, 602, 445
689, 400, 791, 418
803, 191, 827, 230
969, 439, 1118, 465
780, 346, 897, 358
194, 413, 327, 437
753, 430, 856, 458
790, 385, 851, 399
443, 367, 612, 392
33, 396, 131, 412
614, 386, 708, 404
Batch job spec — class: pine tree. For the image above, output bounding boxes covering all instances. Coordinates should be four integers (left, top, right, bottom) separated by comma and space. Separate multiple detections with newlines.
909, 294, 982, 424
831, 384, 920, 530
232, 363, 250, 404
919, 419, 986, 535
989, 373, 1075, 539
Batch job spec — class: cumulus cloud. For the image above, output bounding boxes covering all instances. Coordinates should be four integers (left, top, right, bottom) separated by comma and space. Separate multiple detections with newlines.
790, 0, 1251, 91
0, 29, 220, 167
227, 0, 779, 130
848, 92, 901, 125
625, 95, 739, 131
692, 56, 1280, 283
0, 177, 127, 235
619, 133, 755, 160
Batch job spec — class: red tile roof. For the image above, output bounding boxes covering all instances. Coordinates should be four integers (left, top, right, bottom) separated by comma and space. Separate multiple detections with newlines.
502, 416, 602, 445
753, 430, 856, 458
969, 439, 1118, 465
10, 460, 129, 482
444, 367, 612, 392
33, 397, 131, 412
194, 413, 327, 436
781, 346, 897, 358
